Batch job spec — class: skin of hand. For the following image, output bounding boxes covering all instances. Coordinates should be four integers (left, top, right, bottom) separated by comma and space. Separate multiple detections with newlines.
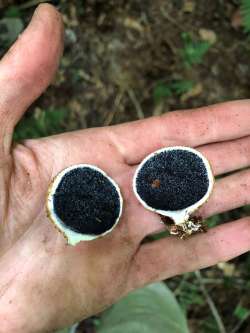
1, 4, 250, 333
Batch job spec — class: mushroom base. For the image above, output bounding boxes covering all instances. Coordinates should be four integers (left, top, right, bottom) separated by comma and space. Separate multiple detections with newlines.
161, 215, 207, 239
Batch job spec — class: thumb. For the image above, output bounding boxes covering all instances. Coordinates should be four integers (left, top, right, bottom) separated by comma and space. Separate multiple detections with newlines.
0, 3, 64, 156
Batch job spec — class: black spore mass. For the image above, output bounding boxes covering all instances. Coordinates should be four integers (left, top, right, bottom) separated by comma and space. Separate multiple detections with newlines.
53, 167, 121, 235
136, 150, 209, 211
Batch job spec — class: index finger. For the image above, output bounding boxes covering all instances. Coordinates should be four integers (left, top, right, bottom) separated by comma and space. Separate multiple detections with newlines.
109, 100, 250, 165
128, 217, 250, 289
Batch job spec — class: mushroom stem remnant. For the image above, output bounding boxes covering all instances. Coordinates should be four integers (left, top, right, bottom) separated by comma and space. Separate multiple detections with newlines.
161, 215, 207, 239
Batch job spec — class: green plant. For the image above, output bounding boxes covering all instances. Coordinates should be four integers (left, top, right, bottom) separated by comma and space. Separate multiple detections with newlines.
181, 32, 212, 67
14, 107, 68, 141
234, 305, 250, 321
0, 17, 24, 49
231, 304, 250, 332
177, 278, 205, 311
241, 0, 250, 33
205, 215, 221, 229
153, 83, 172, 103
153, 80, 194, 104
0, 2, 51, 54
4, 5, 22, 18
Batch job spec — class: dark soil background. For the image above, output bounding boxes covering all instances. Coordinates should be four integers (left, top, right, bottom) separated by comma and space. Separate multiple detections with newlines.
1, 1, 250, 332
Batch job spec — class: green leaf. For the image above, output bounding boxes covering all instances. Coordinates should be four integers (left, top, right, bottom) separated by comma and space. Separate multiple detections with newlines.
170, 80, 194, 95
181, 32, 212, 67
14, 107, 68, 141
153, 83, 172, 103
241, 0, 250, 33
4, 6, 22, 18
205, 215, 221, 228
234, 305, 250, 320
153, 80, 194, 104
0, 17, 24, 44
97, 282, 190, 333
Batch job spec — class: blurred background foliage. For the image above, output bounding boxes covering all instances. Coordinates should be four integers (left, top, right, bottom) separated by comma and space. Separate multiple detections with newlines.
1, 0, 250, 332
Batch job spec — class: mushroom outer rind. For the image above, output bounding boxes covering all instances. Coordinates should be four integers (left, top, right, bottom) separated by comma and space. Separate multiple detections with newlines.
47, 164, 123, 246
133, 146, 214, 225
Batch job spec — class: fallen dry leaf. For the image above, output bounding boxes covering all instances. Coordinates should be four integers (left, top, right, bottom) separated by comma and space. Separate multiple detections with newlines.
183, 0, 195, 13
199, 28, 217, 44
231, 9, 243, 30
123, 17, 144, 32
217, 262, 236, 277
181, 83, 203, 102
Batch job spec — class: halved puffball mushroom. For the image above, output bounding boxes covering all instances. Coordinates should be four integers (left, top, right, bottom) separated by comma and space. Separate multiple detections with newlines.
47, 164, 123, 246
133, 147, 214, 239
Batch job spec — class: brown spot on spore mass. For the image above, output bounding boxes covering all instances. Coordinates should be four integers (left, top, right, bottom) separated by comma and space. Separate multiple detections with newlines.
151, 179, 161, 189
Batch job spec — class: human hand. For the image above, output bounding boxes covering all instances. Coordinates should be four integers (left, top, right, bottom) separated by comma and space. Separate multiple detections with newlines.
1, 4, 250, 333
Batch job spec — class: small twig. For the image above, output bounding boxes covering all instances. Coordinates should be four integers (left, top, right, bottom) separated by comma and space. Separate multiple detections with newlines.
160, 6, 184, 31
127, 89, 144, 119
200, 278, 245, 286
174, 273, 190, 296
104, 91, 124, 126
195, 270, 226, 333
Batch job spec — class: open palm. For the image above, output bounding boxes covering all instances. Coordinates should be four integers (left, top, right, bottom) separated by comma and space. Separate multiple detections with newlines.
1, 5, 250, 333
